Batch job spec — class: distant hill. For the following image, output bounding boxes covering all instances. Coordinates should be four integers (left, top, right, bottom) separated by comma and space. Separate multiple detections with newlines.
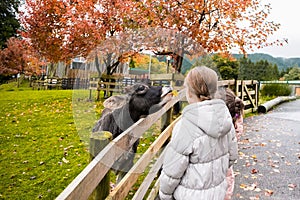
232, 53, 300, 71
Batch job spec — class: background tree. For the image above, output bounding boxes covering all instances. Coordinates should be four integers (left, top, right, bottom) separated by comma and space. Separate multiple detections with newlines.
280, 66, 292, 78
20, 0, 101, 64
192, 54, 239, 80
238, 57, 280, 81
211, 54, 239, 80
255, 60, 279, 80
0, 37, 42, 76
192, 55, 217, 72
283, 67, 300, 80
20, 0, 283, 77
20, 0, 137, 77
133, 0, 283, 73
239, 57, 254, 80
0, 0, 20, 49
131, 53, 168, 74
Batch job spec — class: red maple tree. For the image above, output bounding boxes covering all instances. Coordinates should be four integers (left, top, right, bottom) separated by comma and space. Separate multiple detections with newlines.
20, 0, 284, 74
0, 37, 42, 76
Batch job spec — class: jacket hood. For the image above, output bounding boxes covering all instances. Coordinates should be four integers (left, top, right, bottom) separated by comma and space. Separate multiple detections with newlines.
182, 99, 232, 138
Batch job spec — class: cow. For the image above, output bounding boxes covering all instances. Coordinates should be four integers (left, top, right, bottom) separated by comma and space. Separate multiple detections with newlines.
92, 83, 173, 182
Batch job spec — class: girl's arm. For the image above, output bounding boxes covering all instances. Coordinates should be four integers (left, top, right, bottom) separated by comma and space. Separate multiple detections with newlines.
159, 144, 189, 200
228, 125, 238, 167
235, 115, 244, 141
159, 122, 191, 200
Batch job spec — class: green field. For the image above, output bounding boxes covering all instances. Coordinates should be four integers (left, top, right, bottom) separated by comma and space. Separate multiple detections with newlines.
0, 82, 104, 199
0, 81, 162, 199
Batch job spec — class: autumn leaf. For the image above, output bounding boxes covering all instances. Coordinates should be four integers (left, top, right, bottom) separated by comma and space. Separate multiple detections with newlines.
246, 162, 251, 167
240, 183, 247, 189
62, 157, 69, 164
285, 161, 291, 166
264, 189, 274, 196
288, 183, 297, 190
172, 90, 178, 97
254, 188, 262, 192
249, 196, 259, 200
240, 183, 258, 191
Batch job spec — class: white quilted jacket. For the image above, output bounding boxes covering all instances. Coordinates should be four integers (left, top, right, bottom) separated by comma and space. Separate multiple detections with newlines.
159, 99, 238, 200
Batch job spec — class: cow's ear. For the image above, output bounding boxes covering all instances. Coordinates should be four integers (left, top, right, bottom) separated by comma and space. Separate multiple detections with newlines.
136, 84, 149, 94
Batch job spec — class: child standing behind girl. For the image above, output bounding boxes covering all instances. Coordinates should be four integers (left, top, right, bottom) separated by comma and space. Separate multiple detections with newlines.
222, 88, 244, 200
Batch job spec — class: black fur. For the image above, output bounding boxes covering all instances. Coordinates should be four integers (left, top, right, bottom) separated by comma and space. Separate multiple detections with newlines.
92, 83, 167, 181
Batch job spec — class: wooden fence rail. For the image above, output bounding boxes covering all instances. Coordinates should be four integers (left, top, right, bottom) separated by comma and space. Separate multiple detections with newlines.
57, 79, 258, 200
89, 75, 258, 112
56, 89, 185, 200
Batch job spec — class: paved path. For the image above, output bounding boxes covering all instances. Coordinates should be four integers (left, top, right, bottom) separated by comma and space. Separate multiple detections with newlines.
233, 99, 300, 200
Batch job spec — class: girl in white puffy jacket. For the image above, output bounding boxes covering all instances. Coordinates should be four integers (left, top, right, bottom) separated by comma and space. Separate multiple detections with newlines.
159, 66, 238, 200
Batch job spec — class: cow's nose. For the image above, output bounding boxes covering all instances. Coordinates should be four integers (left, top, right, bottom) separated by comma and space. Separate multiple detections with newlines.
161, 85, 173, 97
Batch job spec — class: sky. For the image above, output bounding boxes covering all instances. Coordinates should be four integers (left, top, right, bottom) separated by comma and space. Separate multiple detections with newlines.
253, 0, 300, 58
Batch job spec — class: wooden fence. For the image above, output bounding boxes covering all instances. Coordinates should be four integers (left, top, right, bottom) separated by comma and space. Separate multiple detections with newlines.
32, 78, 90, 90
89, 75, 151, 100
219, 79, 259, 114
56, 79, 258, 200
31, 74, 258, 114
90, 76, 258, 113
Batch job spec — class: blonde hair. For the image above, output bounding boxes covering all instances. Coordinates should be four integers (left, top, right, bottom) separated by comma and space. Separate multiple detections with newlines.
185, 66, 218, 101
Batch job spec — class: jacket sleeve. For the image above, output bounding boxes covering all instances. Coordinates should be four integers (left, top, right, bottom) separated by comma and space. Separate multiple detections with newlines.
234, 115, 244, 141
228, 125, 238, 167
159, 123, 191, 200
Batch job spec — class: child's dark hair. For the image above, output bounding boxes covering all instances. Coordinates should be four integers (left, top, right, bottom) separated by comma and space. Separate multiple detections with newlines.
224, 88, 244, 123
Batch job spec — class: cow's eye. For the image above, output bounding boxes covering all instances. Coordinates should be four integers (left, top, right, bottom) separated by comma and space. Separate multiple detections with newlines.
136, 84, 149, 94
137, 85, 145, 91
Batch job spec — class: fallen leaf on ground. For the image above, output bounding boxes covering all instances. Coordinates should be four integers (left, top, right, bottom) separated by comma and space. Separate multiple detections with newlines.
240, 183, 247, 189
260, 142, 267, 146
62, 157, 69, 163
248, 183, 257, 191
249, 196, 259, 200
265, 189, 274, 196
270, 163, 279, 168
276, 143, 282, 147
288, 184, 297, 190
254, 188, 262, 192
240, 183, 258, 191
285, 161, 291, 166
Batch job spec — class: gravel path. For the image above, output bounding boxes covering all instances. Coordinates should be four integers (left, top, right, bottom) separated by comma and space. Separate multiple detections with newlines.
233, 99, 300, 200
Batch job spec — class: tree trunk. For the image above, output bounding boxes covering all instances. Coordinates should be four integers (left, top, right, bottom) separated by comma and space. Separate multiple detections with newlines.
173, 54, 184, 73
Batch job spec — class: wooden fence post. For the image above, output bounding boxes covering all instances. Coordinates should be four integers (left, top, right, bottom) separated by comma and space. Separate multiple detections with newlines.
89, 89, 93, 100
254, 80, 259, 110
96, 81, 101, 101
235, 79, 239, 95
241, 80, 244, 101
89, 131, 113, 200
161, 109, 172, 132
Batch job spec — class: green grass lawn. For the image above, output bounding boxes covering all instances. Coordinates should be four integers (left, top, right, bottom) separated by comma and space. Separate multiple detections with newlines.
0, 81, 162, 199
0, 85, 103, 199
